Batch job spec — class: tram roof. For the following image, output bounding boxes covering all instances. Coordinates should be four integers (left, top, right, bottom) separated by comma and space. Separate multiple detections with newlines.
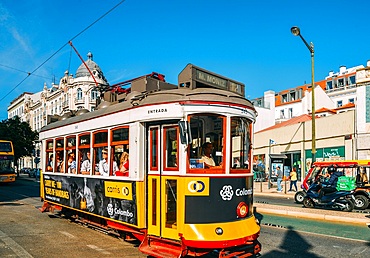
40, 65, 255, 132
41, 88, 255, 132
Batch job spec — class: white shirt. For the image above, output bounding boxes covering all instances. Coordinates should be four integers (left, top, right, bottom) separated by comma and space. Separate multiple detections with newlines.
98, 159, 118, 176
201, 155, 215, 167
81, 159, 91, 172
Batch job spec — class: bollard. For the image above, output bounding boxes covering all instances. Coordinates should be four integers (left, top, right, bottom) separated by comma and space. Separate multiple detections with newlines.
284, 179, 287, 194
260, 180, 263, 192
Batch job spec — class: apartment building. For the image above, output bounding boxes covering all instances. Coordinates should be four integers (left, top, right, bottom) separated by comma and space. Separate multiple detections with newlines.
252, 61, 370, 180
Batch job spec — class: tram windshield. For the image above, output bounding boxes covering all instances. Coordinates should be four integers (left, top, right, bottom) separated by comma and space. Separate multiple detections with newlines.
188, 114, 252, 173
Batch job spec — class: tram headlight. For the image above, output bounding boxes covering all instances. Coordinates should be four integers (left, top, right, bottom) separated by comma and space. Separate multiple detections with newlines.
236, 202, 248, 218
215, 227, 223, 235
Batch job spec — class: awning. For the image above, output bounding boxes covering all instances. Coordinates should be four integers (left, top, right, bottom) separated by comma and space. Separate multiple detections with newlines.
269, 154, 287, 159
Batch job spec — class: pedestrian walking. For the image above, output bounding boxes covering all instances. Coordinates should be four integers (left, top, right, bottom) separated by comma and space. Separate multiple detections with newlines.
276, 166, 283, 192
289, 167, 298, 192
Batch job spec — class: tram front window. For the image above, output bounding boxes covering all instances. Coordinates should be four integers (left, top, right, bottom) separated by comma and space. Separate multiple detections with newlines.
230, 117, 252, 173
188, 114, 224, 172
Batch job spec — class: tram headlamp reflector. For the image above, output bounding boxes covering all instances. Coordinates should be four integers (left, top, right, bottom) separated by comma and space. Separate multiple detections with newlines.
237, 202, 248, 218
215, 227, 223, 235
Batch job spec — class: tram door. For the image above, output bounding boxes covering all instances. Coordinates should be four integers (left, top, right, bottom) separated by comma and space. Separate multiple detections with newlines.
147, 124, 179, 240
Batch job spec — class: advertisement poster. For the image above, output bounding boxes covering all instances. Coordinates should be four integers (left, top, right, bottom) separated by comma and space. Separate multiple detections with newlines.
43, 174, 137, 225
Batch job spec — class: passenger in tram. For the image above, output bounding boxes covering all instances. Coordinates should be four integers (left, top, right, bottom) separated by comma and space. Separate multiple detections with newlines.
115, 151, 129, 176
46, 154, 54, 171
201, 142, 216, 168
99, 148, 118, 176
67, 152, 76, 174
99, 149, 109, 176
58, 153, 65, 173
81, 151, 91, 174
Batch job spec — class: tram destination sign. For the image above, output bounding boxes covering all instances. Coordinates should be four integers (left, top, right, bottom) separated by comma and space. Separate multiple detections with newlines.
196, 70, 227, 89
178, 64, 245, 96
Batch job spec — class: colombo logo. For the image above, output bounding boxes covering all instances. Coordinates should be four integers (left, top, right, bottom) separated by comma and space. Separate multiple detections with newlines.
220, 185, 234, 200
188, 180, 205, 193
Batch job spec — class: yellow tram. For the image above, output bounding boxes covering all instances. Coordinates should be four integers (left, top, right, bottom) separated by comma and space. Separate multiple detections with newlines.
39, 64, 261, 257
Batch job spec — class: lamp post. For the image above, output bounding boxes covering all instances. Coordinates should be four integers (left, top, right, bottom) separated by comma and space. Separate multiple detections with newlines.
291, 26, 316, 163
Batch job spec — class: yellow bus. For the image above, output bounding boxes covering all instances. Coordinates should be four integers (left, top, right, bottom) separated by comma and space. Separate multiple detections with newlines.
0, 140, 16, 183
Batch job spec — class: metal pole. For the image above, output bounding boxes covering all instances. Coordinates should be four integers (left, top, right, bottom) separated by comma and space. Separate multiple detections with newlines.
268, 141, 271, 189
311, 45, 316, 163
291, 27, 316, 164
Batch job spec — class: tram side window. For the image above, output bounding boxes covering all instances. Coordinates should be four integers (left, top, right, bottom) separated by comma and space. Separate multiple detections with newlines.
45, 140, 54, 172
55, 138, 65, 173
66, 136, 77, 174
93, 131, 108, 176
188, 114, 225, 173
111, 127, 129, 176
78, 133, 91, 175
164, 126, 178, 170
230, 117, 252, 173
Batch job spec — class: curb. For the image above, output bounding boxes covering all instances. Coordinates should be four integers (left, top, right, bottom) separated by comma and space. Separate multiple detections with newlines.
256, 207, 370, 225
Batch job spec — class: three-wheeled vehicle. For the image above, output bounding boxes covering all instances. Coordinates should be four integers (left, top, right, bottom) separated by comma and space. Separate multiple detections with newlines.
295, 161, 370, 210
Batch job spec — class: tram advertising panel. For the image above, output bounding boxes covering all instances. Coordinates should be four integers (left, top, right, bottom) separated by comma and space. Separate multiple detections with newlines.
42, 174, 137, 225
184, 176, 253, 224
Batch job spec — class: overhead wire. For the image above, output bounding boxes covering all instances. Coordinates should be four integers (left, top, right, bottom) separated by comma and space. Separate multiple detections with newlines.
0, 63, 50, 80
0, 0, 126, 102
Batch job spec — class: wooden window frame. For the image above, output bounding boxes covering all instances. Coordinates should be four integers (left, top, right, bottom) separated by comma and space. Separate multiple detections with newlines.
150, 127, 159, 171
78, 133, 91, 175
45, 139, 54, 172
92, 130, 108, 176
111, 126, 129, 176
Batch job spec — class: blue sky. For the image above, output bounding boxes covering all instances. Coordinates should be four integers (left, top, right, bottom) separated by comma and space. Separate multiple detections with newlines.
1, 0, 370, 121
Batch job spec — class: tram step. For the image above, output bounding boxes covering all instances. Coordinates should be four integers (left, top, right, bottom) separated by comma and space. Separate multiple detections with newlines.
139, 235, 182, 258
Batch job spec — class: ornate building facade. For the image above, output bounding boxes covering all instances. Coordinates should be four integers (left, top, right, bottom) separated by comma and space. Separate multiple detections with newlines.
7, 52, 108, 168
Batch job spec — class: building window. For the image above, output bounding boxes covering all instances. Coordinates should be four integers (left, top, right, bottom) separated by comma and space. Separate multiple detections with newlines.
282, 94, 287, 103
290, 92, 296, 101
91, 90, 98, 100
337, 100, 343, 107
349, 98, 354, 104
280, 110, 285, 119
349, 76, 355, 85
77, 88, 83, 100
289, 108, 293, 118
338, 78, 344, 87
326, 81, 333, 90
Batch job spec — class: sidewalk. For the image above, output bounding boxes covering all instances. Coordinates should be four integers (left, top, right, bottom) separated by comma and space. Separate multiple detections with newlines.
253, 181, 370, 226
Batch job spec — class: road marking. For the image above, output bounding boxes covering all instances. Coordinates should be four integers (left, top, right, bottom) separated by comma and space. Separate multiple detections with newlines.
59, 231, 76, 238
87, 244, 111, 255
0, 229, 33, 258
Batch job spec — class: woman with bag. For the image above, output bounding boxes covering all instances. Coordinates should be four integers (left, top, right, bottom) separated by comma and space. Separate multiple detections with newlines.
289, 167, 298, 192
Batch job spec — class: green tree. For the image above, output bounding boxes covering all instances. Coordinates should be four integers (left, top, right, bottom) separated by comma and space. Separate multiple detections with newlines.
0, 116, 39, 170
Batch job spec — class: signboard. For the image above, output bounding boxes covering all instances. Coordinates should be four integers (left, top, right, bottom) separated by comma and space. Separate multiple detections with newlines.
43, 175, 137, 225
178, 64, 245, 96
305, 146, 345, 160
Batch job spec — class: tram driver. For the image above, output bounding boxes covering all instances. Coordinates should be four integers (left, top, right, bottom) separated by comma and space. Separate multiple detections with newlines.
201, 142, 216, 168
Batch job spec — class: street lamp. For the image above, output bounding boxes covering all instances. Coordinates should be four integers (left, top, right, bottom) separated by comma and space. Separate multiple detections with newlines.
291, 26, 316, 163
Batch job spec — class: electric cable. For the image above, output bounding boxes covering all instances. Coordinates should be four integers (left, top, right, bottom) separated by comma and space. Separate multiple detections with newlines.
0, 0, 126, 102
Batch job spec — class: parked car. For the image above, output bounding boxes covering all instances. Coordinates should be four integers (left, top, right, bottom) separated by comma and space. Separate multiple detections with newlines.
29, 168, 40, 178
20, 167, 31, 174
